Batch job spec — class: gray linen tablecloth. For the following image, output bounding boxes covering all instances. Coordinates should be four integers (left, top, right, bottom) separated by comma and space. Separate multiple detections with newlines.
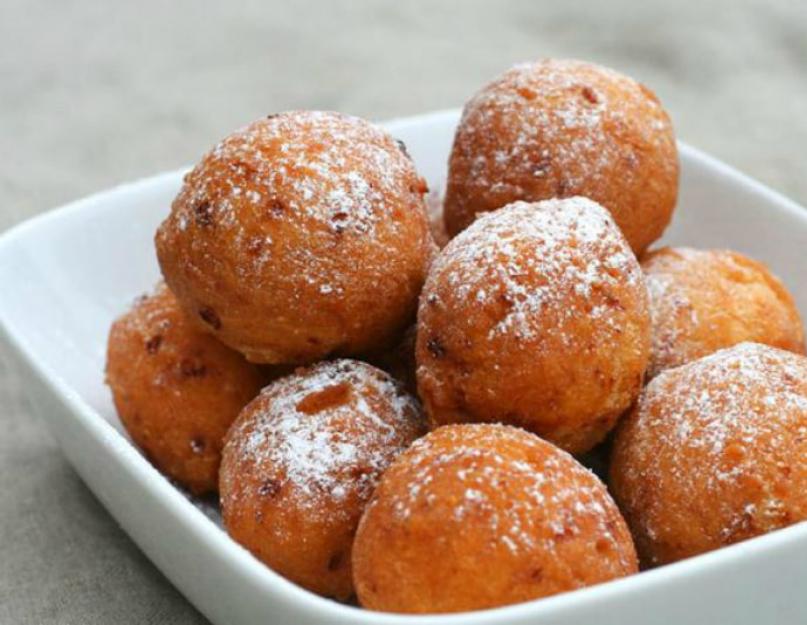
1, 1, 805, 622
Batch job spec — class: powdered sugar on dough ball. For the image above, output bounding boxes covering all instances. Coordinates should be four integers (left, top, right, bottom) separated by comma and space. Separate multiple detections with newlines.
106, 282, 264, 495
219, 359, 426, 600
444, 59, 679, 253
416, 197, 650, 454
642, 247, 805, 378
611, 342, 807, 566
353, 423, 637, 613
156, 111, 434, 364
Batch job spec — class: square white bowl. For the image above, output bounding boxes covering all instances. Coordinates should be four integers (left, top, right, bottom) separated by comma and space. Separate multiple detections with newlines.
1, 110, 806, 625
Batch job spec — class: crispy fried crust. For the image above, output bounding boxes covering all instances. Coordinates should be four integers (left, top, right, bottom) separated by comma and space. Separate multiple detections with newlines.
353, 424, 638, 613
416, 198, 650, 455
219, 360, 426, 600
444, 59, 679, 254
642, 246, 805, 378
106, 283, 263, 495
610, 343, 807, 566
156, 111, 434, 364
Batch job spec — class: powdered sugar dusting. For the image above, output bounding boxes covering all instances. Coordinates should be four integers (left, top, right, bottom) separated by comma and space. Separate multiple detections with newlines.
693, 348, 796, 434
111, 282, 252, 398
373, 424, 633, 568
203, 112, 409, 235
451, 59, 672, 202
643, 247, 805, 378
617, 342, 807, 562
644, 261, 697, 376
427, 197, 644, 342
224, 360, 425, 520
643, 248, 712, 378
117, 282, 175, 340
641, 343, 807, 459
163, 110, 430, 286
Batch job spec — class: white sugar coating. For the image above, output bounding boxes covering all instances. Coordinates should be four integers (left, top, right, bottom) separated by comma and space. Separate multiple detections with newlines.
634, 342, 807, 463
642, 247, 805, 378
372, 424, 632, 565
165, 110, 429, 285
643, 247, 716, 377
223, 360, 424, 520
111, 282, 249, 398
113, 284, 181, 393
644, 255, 699, 374
452, 58, 673, 199
427, 197, 644, 342
119, 282, 174, 334
643, 249, 706, 346
617, 342, 807, 557
193, 111, 413, 234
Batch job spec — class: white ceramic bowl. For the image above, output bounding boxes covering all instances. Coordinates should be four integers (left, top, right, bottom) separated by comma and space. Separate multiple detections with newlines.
1, 110, 806, 625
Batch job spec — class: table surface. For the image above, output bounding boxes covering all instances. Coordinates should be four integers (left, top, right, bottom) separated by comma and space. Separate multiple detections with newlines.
2, 0, 805, 622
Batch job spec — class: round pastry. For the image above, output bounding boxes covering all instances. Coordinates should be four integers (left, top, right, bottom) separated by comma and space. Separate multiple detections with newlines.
219, 359, 426, 600
106, 283, 264, 495
416, 197, 650, 455
610, 342, 807, 566
444, 59, 679, 253
643, 247, 805, 378
155, 111, 434, 364
352, 423, 638, 613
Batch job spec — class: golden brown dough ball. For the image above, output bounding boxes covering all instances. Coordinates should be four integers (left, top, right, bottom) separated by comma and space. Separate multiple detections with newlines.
643, 247, 805, 378
352, 423, 638, 613
444, 59, 679, 253
219, 359, 426, 600
610, 342, 807, 567
156, 111, 434, 364
106, 283, 263, 495
416, 197, 650, 455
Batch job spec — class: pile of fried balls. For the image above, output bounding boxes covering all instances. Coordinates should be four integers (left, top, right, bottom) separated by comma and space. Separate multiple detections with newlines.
106, 59, 807, 614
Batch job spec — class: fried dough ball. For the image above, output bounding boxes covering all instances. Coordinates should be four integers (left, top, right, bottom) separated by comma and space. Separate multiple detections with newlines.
444, 59, 679, 253
643, 247, 805, 378
219, 360, 426, 600
106, 283, 263, 495
416, 197, 650, 455
352, 424, 638, 613
610, 343, 807, 567
156, 111, 434, 364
